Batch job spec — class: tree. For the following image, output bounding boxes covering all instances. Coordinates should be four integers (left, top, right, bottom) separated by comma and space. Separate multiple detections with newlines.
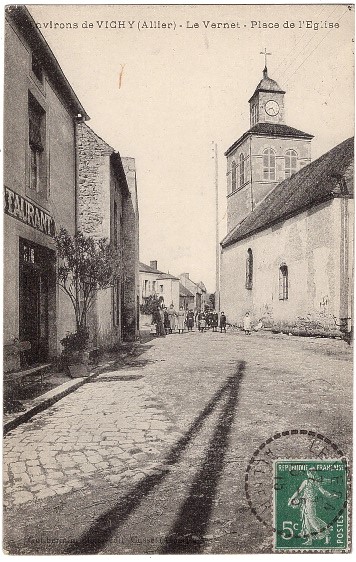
140, 294, 163, 315
55, 228, 120, 336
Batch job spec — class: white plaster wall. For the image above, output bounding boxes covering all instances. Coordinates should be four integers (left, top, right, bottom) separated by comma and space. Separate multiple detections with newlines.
161, 279, 180, 309
4, 20, 77, 356
220, 199, 342, 334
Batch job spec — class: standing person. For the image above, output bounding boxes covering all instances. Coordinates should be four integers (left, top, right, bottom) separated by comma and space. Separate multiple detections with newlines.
156, 306, 165, 337
196, 309, 201, 332
219, 311, 227, 333
153, 306, 165, 337
211, 310, 219, 332
177, 306, 186, 334
205, 310, 211, 329
200, 312, 206, 332
243, 312, 251, 335
163, 306, 170, 335
168, 304, 177, 334
158, 307, 166, 337
186, 309, 194, 332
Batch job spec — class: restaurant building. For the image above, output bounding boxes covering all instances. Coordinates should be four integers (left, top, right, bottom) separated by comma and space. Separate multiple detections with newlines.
4, 6, 89, 371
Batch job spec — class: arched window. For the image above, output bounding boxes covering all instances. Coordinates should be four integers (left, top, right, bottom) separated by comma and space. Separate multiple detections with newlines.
246, 248, 253, 289
285, 149, 297, 179
263, 148, 276, 181
231, 161, 237, 192
239, 153, 245, 187
279, 264, 288, 300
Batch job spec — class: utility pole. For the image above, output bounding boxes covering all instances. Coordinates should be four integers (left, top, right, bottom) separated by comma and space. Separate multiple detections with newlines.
214, 142, 220, 312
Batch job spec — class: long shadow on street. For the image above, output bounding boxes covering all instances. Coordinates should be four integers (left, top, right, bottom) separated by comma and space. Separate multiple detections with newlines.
66, 361, 246, 554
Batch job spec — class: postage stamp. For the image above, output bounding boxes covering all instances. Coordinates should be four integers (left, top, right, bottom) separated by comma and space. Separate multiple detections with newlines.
273, 459, 348, 551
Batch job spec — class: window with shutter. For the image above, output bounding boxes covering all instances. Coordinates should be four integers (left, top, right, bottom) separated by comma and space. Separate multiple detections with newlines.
28, 93, 46, 193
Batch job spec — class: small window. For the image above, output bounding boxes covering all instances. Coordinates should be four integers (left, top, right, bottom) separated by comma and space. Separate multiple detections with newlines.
239, 153, 245, 187
246, 248, 253, 289
28, 93, 45, 193
152, 281, 156, 293
279, 265, 288, 300
263, 148, 276, 181
285, 149, 297, 179
160, 284, 164, 293
32, 54, 43, 83
231, 161, 237, 192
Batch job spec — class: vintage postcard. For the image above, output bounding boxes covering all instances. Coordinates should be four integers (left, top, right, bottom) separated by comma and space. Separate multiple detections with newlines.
2, 2, 354, 555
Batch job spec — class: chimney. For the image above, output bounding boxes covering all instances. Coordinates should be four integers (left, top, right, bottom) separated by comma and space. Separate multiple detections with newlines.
150, 260, 158, 270
181, 273, 189, 279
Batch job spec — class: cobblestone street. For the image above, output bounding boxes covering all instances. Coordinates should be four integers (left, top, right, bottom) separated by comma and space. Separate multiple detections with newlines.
3, 330, 352, 554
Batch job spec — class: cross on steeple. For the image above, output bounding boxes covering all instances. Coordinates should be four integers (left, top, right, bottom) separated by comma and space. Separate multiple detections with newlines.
260, 48, 271, 75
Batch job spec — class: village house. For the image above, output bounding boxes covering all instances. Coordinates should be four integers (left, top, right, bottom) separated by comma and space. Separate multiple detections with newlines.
76, 123, 140, 345
3, 6, 89, 371
220, 64, 353, 339
139, 261, 180, 310
179, 273, 207, 311
179, 284, 195, 310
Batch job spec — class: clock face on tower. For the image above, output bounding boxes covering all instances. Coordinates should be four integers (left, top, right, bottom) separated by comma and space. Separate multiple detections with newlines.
265, 100, 280, 116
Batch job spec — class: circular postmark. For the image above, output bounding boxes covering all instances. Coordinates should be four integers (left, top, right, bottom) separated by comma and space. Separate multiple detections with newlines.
244, 429, 349, 550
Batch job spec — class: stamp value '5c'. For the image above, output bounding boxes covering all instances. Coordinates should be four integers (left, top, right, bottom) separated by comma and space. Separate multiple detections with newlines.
273, 459, 348, 551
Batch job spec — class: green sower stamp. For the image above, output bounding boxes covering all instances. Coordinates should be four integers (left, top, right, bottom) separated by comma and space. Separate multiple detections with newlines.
273, 459, 348, 551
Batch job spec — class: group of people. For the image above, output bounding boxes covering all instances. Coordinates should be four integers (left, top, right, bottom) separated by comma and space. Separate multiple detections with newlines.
152, 305, 228, 336
152, 306, 263, 337
195, 310, 227, 332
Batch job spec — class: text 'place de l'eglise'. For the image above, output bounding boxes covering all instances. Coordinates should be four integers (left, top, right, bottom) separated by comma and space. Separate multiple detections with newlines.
2, 5, 354, 556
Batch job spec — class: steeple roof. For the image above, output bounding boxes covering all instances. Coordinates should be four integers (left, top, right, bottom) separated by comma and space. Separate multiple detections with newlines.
248, 67, 285, 103
225, 122, 313, 157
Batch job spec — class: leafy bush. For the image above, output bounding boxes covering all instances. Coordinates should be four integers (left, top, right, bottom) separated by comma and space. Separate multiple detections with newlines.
140, 294, 163, 315
60, 329, 90, 354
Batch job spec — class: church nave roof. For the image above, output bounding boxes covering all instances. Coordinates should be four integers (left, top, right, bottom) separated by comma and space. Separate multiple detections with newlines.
222, 136, 354, 248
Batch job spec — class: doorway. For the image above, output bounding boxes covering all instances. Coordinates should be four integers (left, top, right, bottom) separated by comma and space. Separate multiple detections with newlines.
19, 238, 55, 366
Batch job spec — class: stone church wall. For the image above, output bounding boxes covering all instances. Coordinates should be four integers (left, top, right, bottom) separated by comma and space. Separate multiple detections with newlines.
220, 199, 344, 337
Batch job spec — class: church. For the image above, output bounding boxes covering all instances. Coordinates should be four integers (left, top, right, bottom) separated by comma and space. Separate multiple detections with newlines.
220, 62, 353, 339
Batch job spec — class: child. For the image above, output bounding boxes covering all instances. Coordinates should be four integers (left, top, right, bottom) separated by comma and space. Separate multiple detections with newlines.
219, 312, 227, 333
200, 313, 206, 332
243, 312, 251, 335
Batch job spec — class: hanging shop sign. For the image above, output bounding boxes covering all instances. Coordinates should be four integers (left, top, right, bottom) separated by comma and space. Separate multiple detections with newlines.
4, 187, 55, 237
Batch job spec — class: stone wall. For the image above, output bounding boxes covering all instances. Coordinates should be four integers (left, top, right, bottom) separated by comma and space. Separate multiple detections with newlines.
76, 123, 112, 239
76, 125, 139, 345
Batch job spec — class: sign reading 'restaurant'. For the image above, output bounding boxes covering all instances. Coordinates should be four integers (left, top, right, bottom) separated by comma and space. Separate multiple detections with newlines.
4, 187, 55, 237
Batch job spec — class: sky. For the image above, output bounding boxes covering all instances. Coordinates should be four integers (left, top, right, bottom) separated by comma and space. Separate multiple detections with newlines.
27, 3, 354, 293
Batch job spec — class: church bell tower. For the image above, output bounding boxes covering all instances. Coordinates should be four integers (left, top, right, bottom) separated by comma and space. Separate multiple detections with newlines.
224, 51, 313, 232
